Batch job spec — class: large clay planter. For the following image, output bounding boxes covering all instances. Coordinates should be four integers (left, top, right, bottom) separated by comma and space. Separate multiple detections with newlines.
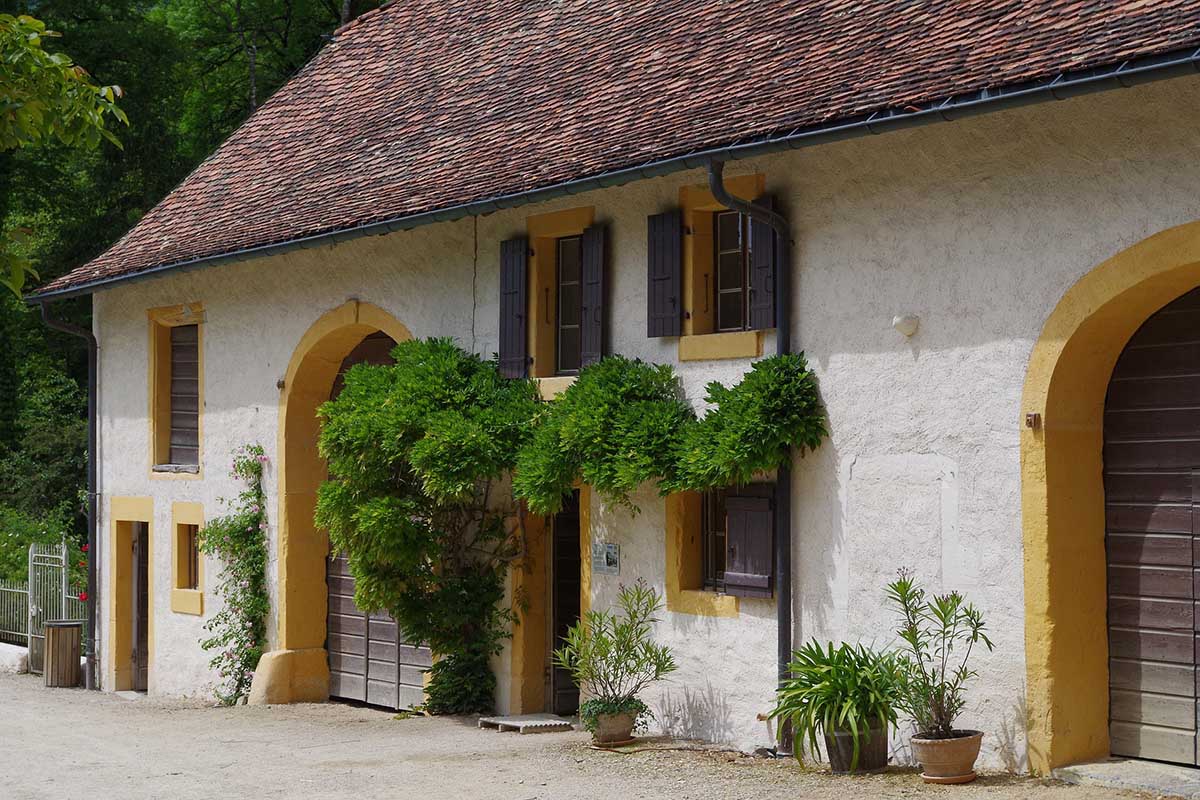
592, 712, 636, 744
824, 724, 889, 774
910, 731, 984, 784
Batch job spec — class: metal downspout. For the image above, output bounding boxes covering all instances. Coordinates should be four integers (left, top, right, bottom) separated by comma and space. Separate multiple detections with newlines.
706, 160, 793, 756
39, 301, 98, 690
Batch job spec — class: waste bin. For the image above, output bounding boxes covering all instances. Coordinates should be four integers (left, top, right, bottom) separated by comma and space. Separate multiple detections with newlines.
44, 620, 82, 688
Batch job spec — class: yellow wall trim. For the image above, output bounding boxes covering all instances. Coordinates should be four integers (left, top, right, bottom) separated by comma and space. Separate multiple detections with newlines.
1022, 219, 1200, 774
680, 174, 765, 338
107, 496, 154, 691
170, 502, 204, 615
678, 330, 762, 362
250, 300, 411, 705
148, 303, 205, 480
664, 492, 738, 618
525, 207, 595, 378
535, 375, 576, 400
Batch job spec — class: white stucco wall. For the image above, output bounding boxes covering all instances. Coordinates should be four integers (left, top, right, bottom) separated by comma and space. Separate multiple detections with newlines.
93, 74, 1200, 768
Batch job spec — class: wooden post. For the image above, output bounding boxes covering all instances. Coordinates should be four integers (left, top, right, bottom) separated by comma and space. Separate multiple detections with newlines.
44, 621, 82, 688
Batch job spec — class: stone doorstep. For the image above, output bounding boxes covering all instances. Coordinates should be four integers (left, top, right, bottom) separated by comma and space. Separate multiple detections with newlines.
478, 713, 575, 734
1055, 758, 1200, 799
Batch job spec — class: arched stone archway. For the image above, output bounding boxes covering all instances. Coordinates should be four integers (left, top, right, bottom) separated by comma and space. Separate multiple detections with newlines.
1023, 221, 1200, 773
249, 300, 411, 705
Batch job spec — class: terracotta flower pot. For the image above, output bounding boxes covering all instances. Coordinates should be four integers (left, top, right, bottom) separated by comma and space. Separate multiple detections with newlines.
823, 724, 889, 774
910, 730, 983, 784
592, 712, 636, 744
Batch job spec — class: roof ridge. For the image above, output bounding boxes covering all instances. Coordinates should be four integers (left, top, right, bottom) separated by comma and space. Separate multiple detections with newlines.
333, 0, 399, 37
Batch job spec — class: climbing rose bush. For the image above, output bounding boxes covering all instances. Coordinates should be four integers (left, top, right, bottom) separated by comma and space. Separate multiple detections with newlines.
199, 444, 270, 704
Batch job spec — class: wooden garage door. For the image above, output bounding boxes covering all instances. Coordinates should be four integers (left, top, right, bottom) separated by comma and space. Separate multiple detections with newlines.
1105, 286, 1200, 765
325, 332, 432, 710
327, 554, 432, 709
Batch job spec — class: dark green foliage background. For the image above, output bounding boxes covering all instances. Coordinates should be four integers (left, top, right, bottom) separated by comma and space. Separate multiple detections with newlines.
0, 0, 382, 545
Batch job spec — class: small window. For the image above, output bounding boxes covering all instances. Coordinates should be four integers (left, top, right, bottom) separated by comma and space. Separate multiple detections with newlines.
701, 488, 728, 591
176, 523, 200, 591
150, 305, 203, 473
714, 210, 753, 332
168, 325, 200, 465
556, 235, 583, 375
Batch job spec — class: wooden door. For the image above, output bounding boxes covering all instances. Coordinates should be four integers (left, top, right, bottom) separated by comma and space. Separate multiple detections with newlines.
551, 490, 581, 716
325, 332, 432, 710
1105, 287, 1200, 764
131, 521, 149, 693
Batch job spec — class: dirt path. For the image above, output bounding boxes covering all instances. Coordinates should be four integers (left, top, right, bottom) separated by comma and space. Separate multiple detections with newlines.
0, 673, 1147, 800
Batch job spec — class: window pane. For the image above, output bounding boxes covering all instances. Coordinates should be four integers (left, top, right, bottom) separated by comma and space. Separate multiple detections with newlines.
716, 211, 740, 250
558, 282, 581, 326
558, 237, 581, 284
717, 290, 744, 331
558, 326, 581, 373
717, 251, 743, 291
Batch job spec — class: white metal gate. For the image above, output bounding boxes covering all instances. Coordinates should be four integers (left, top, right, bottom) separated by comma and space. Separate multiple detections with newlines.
0, 542, 86, 673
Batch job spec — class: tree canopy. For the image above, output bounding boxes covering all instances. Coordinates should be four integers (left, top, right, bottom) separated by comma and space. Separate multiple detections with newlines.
0, 0, 381, 548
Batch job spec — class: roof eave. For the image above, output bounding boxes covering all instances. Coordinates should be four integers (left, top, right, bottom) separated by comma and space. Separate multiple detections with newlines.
30, 43, 1200, 304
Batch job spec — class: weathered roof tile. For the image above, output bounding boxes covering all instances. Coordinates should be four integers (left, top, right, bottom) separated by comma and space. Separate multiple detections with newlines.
40, 0, 1200, 294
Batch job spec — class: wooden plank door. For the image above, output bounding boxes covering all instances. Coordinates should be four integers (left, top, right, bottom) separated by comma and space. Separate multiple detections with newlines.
325, 331, 432, 709
551, 490, 581, 716
1105, 287, 1200, 764
131, 522, 150, 693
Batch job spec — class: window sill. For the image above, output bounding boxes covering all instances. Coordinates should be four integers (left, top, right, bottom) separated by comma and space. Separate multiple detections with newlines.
678, 331, 762, 362
535, 375, 577, 400
666, 588, 739, 618
153, 464, 200, 474
171, 588, 203, 616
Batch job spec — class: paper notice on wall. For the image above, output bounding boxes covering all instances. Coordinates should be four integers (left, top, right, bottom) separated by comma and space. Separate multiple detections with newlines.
591, 542, 619, 576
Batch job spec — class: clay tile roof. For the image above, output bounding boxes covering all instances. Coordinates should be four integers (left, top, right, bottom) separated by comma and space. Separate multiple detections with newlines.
39, 0, 1200, 296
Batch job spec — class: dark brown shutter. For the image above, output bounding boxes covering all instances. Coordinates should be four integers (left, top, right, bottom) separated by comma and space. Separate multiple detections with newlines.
169, 324, 200, 465
725, 489, 774, 598
647, 209, 682, 337
499, 237, 528, 378
580, 224, 606, 368
748, 195, 777, 331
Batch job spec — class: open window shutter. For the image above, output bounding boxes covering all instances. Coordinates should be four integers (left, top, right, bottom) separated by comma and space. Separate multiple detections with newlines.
647, 209, 682, 337
499, 237, 528, 378
725, 491, 774, 598
748, 195, 777, 330
580, 224, 606, 367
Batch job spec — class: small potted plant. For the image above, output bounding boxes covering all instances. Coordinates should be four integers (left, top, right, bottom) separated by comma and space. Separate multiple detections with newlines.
886, 569, 994, 784
553, 580, 676, 744
769, 640, 899, 773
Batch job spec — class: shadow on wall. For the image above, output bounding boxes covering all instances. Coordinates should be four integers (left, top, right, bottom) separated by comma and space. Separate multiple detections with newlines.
656, 682, 736, 744
995, 691, 1031, 775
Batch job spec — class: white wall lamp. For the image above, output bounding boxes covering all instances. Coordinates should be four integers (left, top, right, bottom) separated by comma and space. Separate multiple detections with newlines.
892, 313, 920, 337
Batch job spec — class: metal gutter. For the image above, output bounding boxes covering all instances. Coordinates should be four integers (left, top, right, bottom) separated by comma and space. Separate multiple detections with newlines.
28, 43, 1200, 303
38, 302, 99, 691
707, 159, 794, 758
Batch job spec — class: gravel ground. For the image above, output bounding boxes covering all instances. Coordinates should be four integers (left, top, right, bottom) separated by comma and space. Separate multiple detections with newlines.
0, 672, 1150, 800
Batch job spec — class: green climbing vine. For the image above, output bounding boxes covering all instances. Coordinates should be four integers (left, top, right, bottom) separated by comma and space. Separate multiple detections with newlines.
199, 443, 270, 705
514, 352, 828, 514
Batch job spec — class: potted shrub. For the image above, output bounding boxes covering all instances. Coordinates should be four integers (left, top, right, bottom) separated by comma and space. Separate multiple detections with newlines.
553, 580, 677, 744
769, 640, 900, 773
886, 569, 994, 784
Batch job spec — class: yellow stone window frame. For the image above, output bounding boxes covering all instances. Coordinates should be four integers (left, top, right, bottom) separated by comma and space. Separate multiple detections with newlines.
526, 206, 595, 384
678, 173, 767, 363
148, 302, 205, 479
170, 501, 204, 615
664, 491, 738, 617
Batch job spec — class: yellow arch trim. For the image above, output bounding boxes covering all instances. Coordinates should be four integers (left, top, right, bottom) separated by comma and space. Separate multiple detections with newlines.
1022, 220, 1200, 773
249, 300, 411, 705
